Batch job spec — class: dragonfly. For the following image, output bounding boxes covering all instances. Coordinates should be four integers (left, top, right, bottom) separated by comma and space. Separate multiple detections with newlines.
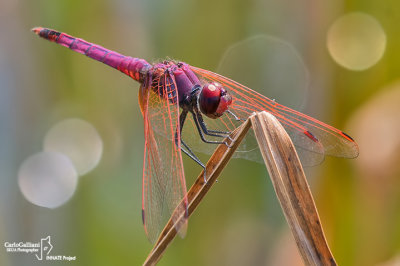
32, 27, 359, 243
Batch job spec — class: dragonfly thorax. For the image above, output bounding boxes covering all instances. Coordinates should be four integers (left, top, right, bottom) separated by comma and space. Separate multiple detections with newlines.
149, 61, 233, 119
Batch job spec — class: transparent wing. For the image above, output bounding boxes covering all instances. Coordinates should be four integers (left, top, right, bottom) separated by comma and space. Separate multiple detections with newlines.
183, 66, 359, 166
139, 73, 188, 244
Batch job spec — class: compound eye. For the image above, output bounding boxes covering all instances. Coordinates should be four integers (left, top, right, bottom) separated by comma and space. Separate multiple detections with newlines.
199, 83, 221, 118
199, 82, 232, 119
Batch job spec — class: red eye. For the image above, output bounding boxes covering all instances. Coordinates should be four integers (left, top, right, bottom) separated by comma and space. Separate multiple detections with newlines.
199, 82, 232, 119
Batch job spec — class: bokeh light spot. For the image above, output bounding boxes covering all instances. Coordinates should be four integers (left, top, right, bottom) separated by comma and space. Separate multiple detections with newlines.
217, 35, 309, 110
18, 151, 78, 208
44, 118, 103, 176
327, 12, 386, 71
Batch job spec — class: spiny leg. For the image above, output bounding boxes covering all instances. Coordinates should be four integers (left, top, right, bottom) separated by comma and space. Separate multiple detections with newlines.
199, 110, 244, 138
194, 109, 230, 137
191, 111, 231, 146
181, 140, 205, 168
205, 128, 230, 135
197, 109, 244, 134
193, 108, 234, 143
180, 141, 208, 182
205, 110, 244, 142
176, 110, 207, 182
226, 110, 245, 121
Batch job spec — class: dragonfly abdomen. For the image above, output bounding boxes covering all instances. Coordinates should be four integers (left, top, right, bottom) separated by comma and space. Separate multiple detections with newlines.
32, 27, 151, 82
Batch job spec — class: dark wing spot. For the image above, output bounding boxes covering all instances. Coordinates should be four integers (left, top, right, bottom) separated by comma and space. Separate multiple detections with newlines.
304, 130, 319, 143
141, 209, 145, 225
341, 131, 355, 142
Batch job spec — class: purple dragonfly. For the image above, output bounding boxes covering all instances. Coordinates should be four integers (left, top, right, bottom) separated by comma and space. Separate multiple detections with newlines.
32, 27, 359, 243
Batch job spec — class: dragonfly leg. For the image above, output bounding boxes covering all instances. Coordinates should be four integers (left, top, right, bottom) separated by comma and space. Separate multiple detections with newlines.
192, 111, 233, 147
205, 128, 230, 135
226, 110, 245, 121
196, 110, 246, 140
181, 140, 208, 183
200, 126, 233, 143
176, 110, 207, 183
195, 111, 231, 137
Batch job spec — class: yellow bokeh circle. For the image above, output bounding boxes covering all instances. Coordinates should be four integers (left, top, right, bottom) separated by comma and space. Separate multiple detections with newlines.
327, 12, 386, 71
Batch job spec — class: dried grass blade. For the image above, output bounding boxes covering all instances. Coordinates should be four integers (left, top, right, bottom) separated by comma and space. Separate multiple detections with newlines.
250, 111, 336, 266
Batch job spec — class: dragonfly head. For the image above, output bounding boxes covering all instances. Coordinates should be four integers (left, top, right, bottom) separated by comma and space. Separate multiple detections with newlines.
199, 82, 232, 119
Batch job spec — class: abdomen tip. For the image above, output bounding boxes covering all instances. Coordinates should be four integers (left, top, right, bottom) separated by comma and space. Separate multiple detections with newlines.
31, 27, 43, 34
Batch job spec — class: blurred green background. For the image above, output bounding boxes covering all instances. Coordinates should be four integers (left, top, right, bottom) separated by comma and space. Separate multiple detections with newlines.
1, 0, 400, 265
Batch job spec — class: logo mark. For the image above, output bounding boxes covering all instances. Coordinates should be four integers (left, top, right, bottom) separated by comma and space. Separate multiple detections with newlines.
4, 236, 76, 261
35, 236, 53, 260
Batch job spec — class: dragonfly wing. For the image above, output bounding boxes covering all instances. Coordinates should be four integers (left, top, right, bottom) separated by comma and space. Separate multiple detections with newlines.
190, 66, 359, 165
139, 75, 188, 244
